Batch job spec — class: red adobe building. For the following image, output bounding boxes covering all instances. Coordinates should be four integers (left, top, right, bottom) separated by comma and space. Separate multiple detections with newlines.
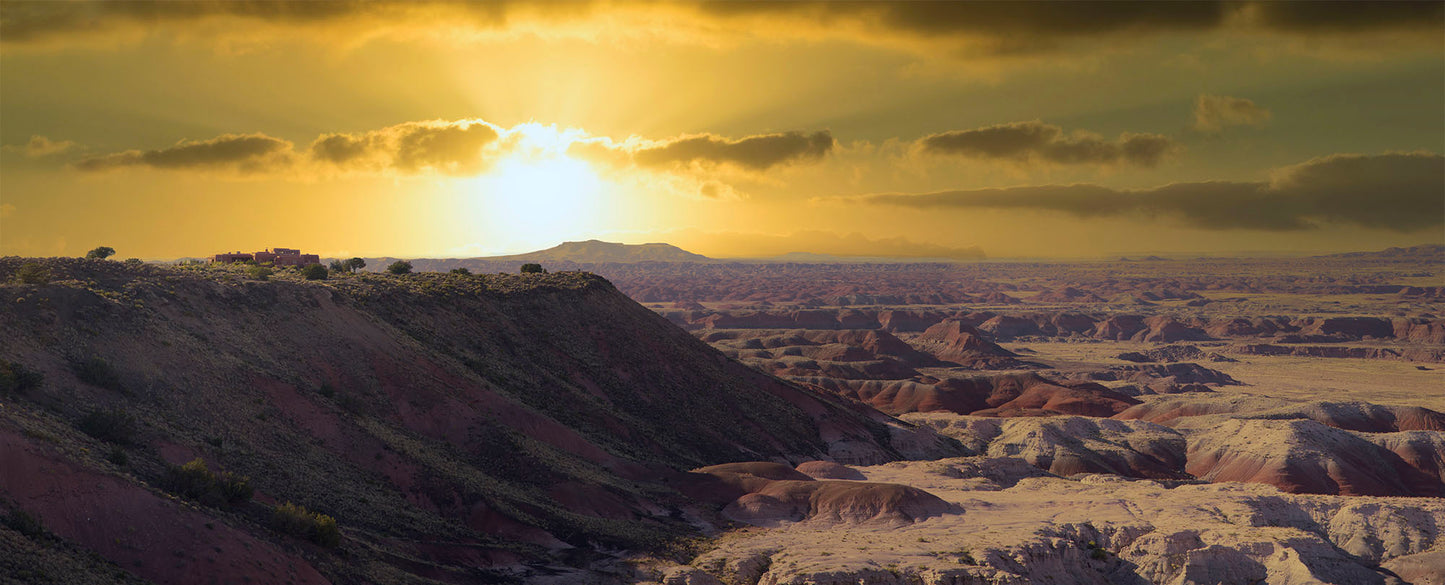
212, 248, 321, 267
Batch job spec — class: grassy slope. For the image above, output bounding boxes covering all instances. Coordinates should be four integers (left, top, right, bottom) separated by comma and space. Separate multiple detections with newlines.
0, 258, 900, 584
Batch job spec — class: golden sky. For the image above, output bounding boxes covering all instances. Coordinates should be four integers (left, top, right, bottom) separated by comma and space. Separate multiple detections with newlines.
1, 1, 1442, 259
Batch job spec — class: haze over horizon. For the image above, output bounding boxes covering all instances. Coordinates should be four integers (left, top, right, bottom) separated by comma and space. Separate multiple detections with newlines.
2, 1, 1443, 259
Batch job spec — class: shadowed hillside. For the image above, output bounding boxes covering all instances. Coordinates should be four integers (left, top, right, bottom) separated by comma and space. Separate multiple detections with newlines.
0, 258, 930, 584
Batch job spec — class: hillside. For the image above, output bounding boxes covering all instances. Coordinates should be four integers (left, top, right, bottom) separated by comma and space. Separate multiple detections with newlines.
376, 240, 714, 274
0, 258, 934, 584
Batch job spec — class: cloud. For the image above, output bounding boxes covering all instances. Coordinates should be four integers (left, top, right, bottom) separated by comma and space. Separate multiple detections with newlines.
857, 152, 1443, 232
311, 119, 502, 175
68, 119, 828, 188
74, 133, 293, 173
918, 121, 1180, 167
1243, 1, 1444, 33
632, 131, 835, 171
2, 135, 77, 158
7, 1, 1433, 56
1193, 95, 1272, 133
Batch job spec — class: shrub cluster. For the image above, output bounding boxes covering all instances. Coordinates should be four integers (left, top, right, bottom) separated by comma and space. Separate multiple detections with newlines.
247, 265, 274, 281
77, 408, 136, 444
301, 264, 329, 280
14, 262, 50, 285
387, 261, 413, 275
161, 458, 253, 507
2, 508, 45, 538
271, 502, 340, 547
72, 357, 124, 392
0, 361, 43, 395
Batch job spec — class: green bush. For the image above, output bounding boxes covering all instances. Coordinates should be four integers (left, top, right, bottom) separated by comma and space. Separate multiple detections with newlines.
85, 246, 116, 260
161, 458, 252, 507
14, 262, 50, 285
2, 508, 44, 538
272, 502, 340, 547
301, 264, 328, 280
346, 258, 366, 273
123, 258, 143, 266
106, 446, 129, 466
72, 358, 124, 392
247, 265, 274, 281
0, 361, 43, 394
78, 408, 136, 444
450, 267, 471, 275
387, 261, 413, 275
520, 263, 545, 274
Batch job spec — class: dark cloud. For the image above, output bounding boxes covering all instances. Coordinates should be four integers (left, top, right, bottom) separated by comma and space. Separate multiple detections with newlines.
1247, 1, 1444, 33
705, 1, 1227, 38
918, 121, 1179, 167
74, 133, 292, 172
859, 152, 1444, 232
311, 120, 501, 174
1193, 95, 1272, 133
9, 1, 1428, 52
634, 130, 834, 171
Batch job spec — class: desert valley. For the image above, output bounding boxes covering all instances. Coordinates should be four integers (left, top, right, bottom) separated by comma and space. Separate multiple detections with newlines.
2, 241, 1444, 584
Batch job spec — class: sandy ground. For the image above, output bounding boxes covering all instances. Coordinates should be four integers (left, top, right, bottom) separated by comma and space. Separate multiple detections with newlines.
1004, 340, 1445, 411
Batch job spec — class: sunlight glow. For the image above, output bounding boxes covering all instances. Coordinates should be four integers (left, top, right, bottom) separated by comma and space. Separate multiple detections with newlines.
464, 128, 608, 252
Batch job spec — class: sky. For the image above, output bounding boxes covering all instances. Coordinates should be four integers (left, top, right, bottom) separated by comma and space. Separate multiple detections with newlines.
1, 1, 1442, 260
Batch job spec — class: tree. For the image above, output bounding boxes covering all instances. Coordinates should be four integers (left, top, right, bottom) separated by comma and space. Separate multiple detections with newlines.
387, 261, 413, 275
86, 246, 116, 260
450, 267, 471, 275
520, 263, 546, 274
301, 264, 328, 280
328, 260, 346, 273
346, 258, 366, 273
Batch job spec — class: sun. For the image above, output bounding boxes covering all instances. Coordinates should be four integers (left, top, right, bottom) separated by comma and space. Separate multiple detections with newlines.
464, 147, 607, 252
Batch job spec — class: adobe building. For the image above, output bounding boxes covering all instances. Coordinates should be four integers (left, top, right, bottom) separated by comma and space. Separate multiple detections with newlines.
212, 247, 320, 267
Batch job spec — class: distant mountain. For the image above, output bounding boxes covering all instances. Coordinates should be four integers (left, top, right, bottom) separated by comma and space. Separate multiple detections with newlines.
488, 240, 713, 263
756, 252, 974, 264
1316, 244, 1445, 261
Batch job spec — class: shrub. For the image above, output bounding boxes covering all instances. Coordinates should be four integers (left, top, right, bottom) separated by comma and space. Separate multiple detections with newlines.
272, 502, 340, 547
519, 263, 545, 274
122, 258, 143, 266
72, 358, 124, 392
106, 446, 129, 466
14, 262, 50, 285
78, 408, 136, 444
301, 264, 328, 280
2, 508, 44, 538
247, 265, 274, 281
0, 361, 43, 395
386, 261, 412, 275
328, 259, 346, 273
85, 246, 116, 260
450, 267, 471, 275
161, 458, 252, 507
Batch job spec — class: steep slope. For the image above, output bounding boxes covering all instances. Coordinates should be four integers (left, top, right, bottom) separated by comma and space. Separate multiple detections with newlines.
0, 258, 915, 584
